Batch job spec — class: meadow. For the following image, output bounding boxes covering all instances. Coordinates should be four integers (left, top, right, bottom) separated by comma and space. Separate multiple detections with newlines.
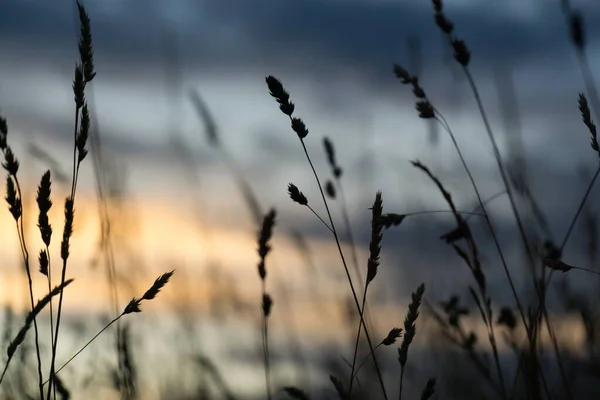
2, 0, 600, 399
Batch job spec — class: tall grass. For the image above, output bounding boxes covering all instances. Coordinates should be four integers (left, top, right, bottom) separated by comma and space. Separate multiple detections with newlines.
6, 0, 600, 398
1, 2, 174, 399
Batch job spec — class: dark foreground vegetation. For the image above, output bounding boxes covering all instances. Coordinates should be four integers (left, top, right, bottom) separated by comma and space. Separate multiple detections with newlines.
3, 0, 600, 399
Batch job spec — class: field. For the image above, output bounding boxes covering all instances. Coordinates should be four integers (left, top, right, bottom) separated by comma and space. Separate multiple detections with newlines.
2, 0, 600, 399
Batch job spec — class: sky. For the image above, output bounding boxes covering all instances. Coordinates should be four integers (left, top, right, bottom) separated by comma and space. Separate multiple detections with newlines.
2, 0, 600, 397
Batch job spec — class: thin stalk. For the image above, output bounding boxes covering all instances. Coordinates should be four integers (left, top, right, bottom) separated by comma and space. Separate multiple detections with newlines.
48, 105, 80, 400
191, 86, 313, 384
47, 258, 69, 400
218, 147, 310, 387
351, 343, 383, 380
543, 165, 600, 288
561, 165, 600, 253
348, 281, 370, 394
0, 361, 9, 387
463, 69, 537, 274
399, 368, 405, 400
0, 279, 73, 393
466, 190, 506, 219
45, 246, 55, 371
261, 281, 272, 400
263, 317, 271, 400
534, 165, 600, 400
306, 205, 334, 233
337, 178, 379, 377
337, 181, 364, 288
12, 176, 44, 400
461, 67, 556, 400
426, 301, 504, 397
576, 47, 600, 122
435, 112, 528, 333
87, 85, 123, 398
416, 156, 508, 399
533, 5, 600, 398
299, 138, 388, 400
70, 113, 79, 200
430, 111, 519, 398
44, 315, 121, 385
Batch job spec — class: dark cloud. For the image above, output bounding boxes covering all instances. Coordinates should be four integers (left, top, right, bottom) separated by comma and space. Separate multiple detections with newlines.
2, 0, 600, 90
2, 0, 599, 143
3, 1, 600, 307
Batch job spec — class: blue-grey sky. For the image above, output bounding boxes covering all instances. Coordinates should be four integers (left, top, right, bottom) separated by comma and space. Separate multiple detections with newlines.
2, 0, 600, 313
5, 1, 600, 398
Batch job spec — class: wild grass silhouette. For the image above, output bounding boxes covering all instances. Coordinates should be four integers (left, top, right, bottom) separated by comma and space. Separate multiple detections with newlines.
4, 0, 600, 399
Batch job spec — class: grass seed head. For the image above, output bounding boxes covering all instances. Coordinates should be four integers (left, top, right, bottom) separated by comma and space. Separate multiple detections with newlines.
570, 12, 585, 50
543, 240, 562, 261
5, 176, 21, 221
412, 83, 426, 99
3, 147, 19, 176
73, 64, 85, 109
257, 209, 276, 280
0, 116, 6, 136
323, 137, 335, 164
141, 270, 175, 301
497, 307, 517, 330
380, 213, 406, 229
393, 64, 412, 84
325, 180, 336, 199
543, 259, 573, 273
262, 293, 273, 317
291, 117, 309, 139
124, 298, 142, 315
77, 104, 90, 162
463, 332, 477, 349
382, 327, 403, 346
432, 0, 454, 34
329, 375, 348, 400
38, 250, 49, 276
452, 39, 471, 67
578, 93, 599, 156
287, 183, 308, 206
435, 13, 454, 34
0, 116, 6, 150
265, 75, 295, 116
420, 377, 437, 400
283, 386, 310, 400
8, 279, 73, 358
76, 0, 96, 82
323, 137, 342, 178
123, 270, 175, 315
36, 171, 52, 214
416, 100, 435, 119
366, 191, 383, 285
399, 283, 425, 367
189, 89, 221, 149
36, 171, 53, 246
61, 197, 75, 261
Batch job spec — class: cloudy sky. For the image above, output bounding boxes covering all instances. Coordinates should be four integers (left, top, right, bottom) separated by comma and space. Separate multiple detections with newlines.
2, 0, 600, 396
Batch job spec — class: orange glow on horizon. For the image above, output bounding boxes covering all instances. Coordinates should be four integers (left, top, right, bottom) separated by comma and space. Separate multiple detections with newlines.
0, 190, 595, 357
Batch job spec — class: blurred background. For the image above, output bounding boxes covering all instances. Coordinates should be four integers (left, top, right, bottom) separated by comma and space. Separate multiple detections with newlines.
2, 0, 600, 398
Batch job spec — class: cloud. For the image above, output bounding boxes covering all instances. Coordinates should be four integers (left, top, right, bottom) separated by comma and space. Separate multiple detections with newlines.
2, 1, 600, 300
3, 0, 600, 87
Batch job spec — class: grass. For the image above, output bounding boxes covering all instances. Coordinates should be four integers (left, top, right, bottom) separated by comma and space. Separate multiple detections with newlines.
4, 0, 600, 398
1, 2, 174, 399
